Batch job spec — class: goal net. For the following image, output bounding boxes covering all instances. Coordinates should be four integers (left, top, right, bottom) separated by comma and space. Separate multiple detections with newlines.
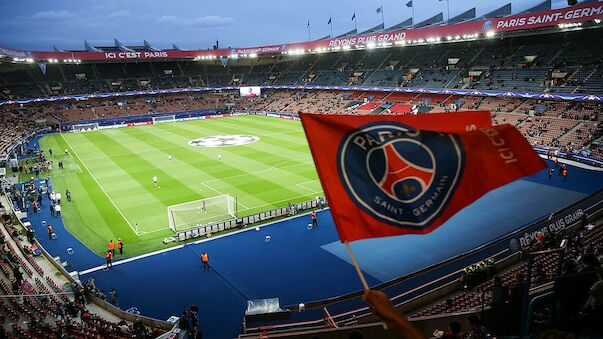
153, 115, 176, 125
167, 195, 236, 232
72, 123, 99, 133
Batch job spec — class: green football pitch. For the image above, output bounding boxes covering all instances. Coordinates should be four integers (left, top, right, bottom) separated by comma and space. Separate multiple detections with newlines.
38, 115, 323, 256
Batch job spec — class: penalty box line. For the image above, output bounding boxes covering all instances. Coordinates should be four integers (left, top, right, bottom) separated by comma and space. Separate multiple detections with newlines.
60, 134, 140, 236
296, 179, 322, 194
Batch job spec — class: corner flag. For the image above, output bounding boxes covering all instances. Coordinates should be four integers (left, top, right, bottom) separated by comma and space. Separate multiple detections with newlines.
300, 112, 546, 242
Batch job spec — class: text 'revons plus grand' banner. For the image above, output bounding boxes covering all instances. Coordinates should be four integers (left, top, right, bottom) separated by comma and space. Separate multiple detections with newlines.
300, 112, 546, 242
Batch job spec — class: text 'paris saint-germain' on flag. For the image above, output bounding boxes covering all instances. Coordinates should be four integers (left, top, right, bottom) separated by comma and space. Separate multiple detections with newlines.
299, 111, 547, 242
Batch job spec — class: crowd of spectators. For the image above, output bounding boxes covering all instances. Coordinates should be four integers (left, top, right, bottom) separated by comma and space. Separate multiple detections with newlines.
411, 212, 603, 336
0, 189, 166, 338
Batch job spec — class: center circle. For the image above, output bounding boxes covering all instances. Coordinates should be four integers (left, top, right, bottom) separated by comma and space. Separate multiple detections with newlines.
188, 135, 260, 148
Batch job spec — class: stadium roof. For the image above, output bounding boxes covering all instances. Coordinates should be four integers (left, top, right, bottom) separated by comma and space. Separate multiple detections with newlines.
144, 40, 162, 52
359, 23, 385, 35
84, 41, 102, 52
387, 18, 413, 30
522, 0, 551, 14
415, 13, 444, 28
115, 39, 134, 52
336, 29, 358, 38
482, 3, 512, 18
447, 8, 476, 24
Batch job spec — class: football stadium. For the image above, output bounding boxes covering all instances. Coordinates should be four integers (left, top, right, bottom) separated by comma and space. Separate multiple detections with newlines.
0, 0, 602, 338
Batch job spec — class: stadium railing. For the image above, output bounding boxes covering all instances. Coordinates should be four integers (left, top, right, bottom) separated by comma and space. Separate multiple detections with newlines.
240, 188, 603, 336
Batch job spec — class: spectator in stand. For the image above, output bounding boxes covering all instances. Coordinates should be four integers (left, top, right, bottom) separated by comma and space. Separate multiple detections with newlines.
13, 266, 23, 284
583, 274, 603, 321
26, 227, 35, 243
179, 307, 190, 331
110, 288, 118, 307
436, 321, 462, 339
533, 262, 546, 282
189, 304, 200, 337
464, 315, 487, 339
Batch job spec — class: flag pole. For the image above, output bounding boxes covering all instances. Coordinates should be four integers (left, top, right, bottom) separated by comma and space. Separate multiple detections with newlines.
345, 241, 388, 330
329, 16, 333, 38
344, 241, 369, 290
381, 2, 385, 27
411, 4, 415, 28
308, 21, 312, 41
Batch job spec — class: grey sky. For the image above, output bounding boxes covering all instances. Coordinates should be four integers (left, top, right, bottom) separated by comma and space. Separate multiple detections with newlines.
0, 0, 574, 51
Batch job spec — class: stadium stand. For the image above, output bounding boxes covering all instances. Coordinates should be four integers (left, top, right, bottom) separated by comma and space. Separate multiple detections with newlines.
0, 198, 168, 338
1, 30, 602, 99
2, 86, 601, 158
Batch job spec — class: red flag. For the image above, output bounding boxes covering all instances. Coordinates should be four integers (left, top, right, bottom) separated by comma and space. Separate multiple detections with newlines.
300, 112, 546, 242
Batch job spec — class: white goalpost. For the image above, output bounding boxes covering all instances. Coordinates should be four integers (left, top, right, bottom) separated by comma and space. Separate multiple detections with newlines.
71, 122, 100, 133
167, 195, 236, 232
153, 115, 176, 125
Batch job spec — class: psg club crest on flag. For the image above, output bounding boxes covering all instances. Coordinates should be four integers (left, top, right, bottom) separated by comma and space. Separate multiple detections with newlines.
300, 111, 546, 242
337, 122, 464, 229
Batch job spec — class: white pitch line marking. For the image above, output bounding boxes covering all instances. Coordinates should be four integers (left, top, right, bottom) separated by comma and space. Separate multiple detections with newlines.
60, 134, 139, 236
296, 179, 322, 194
